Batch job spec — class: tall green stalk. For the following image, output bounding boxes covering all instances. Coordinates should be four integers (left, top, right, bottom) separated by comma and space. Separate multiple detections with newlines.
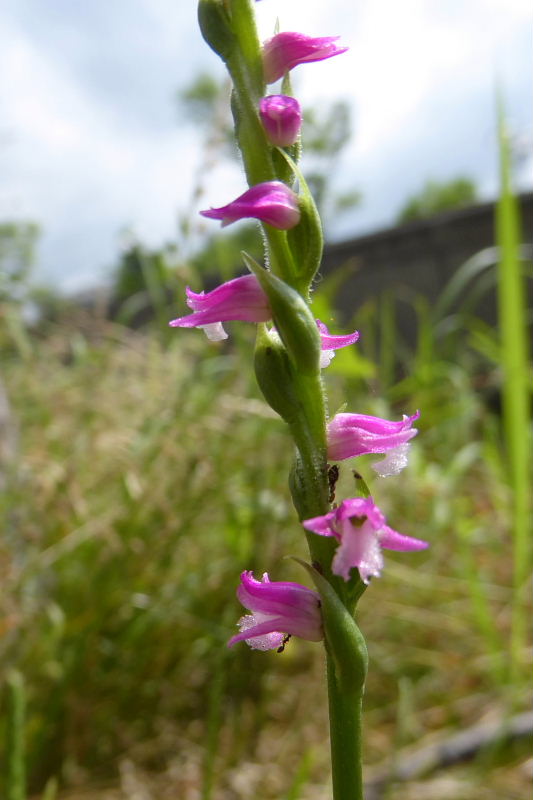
495, 99, 532, 680
197, 2, 368, 796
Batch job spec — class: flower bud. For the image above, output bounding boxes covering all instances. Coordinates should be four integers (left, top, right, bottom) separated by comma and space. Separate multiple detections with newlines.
259, 95, 302, 147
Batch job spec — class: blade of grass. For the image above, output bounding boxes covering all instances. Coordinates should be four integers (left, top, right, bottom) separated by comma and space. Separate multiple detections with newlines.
5, 670, 26, 800
41, 777, 58, 800
495, 97, 532, 681
284, 747, 314, 800
455, 519, 506, 684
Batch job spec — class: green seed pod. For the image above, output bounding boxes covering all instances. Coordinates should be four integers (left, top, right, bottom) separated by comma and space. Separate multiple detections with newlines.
254, 326, 301, 425
242, 253, 321, 375
197, 0, 235, 61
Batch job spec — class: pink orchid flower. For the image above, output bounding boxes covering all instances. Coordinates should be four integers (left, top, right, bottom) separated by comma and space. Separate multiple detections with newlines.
228, 571, 323, 650
303, 497, 428, 583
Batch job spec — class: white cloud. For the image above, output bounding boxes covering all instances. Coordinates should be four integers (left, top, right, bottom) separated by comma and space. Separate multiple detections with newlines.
0, 16, 204, 288
0, 0, 531, 289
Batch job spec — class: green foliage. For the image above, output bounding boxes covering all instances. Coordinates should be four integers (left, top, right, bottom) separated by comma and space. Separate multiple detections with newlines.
178, 72, 224, 125
5, 671, 26, 800
177, 71, 237, 164
495, 100, 532, 679
397, 176, 479, 224
303, 102, 351, 157
302, 101, 360, 224
111, 241, 180, 330
1, 299, 530, 797
0, 222, 40, 303
191, 222, 261, 280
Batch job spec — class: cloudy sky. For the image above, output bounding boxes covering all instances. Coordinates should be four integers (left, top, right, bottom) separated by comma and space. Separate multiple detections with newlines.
1, 0, 531, 292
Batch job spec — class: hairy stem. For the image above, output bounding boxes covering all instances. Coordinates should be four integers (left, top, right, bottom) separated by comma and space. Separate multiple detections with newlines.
327, 651, 365, 800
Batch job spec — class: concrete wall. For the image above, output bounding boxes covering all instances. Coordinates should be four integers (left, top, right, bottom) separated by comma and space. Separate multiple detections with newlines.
321, 193, 533, 343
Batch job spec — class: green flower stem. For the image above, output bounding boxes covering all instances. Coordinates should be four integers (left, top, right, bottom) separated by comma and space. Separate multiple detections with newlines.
228, 0, 263, 96
288, 375, 366, 800
220, 2, 368, 796
287, 376, 329, 517
297, 558, 367, 800
327, 651, 365, 800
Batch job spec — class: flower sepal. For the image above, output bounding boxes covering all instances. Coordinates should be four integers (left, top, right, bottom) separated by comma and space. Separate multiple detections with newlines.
263, 32, 348, 84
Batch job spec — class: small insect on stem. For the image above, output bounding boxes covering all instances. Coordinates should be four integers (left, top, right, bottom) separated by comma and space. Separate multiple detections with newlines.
327, 464, 340, 504
277, 634, 292, 653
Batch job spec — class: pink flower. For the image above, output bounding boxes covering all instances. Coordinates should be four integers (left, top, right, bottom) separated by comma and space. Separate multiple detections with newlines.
200, 181, 300, 230
228, 571, 323, 650
316, 320, 359, 368
303, 498, 428, 583
327, 411, 420, 476
169, 276, 361, 357
263, 32, 348, 84
259, 95, 302, 147
168, 274, 271, 341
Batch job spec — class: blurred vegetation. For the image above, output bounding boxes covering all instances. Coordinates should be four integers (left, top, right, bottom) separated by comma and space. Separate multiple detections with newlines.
0, 222, 40, 305
396, 176, 479, 224
301, 101, 361, 224
111, 240, 182, 331
1, 81, 531, 800
1, 245, 531, 798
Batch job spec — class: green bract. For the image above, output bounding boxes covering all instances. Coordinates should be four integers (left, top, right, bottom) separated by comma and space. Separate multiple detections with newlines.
277, 149, 324, 293
294, 559, 368, 695
242, 252, 321, 375
197, 0, 235, 60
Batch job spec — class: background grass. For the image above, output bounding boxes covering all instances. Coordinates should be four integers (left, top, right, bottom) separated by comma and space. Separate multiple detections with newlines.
1, 262, 531, 799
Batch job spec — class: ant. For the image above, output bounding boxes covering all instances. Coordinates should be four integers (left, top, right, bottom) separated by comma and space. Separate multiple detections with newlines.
327, 464, 339, 504
277, 634, 292, 653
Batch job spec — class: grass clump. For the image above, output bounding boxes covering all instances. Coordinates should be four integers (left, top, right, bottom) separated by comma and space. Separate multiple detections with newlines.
0, 299, 530, 798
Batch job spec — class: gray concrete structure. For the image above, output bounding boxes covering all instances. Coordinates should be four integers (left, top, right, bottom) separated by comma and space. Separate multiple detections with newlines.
320, 193, 532, 344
